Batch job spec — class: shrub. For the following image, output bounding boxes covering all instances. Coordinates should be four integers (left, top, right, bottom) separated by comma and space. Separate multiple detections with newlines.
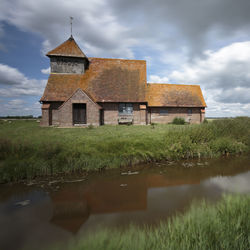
87, 124, 95, 129
172, 117, 185, 125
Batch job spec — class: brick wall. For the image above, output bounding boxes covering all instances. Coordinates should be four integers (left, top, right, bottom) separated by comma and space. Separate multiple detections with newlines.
99, 103, 147, 125
149, 107, 203, 124
40, 109, 50, 126
41, 100, 205, 127
133, 103, 147, 125
100, 103, 118, 125
50, 102, 63, 125
58, 89, 100, 126
201, 108, 205, 123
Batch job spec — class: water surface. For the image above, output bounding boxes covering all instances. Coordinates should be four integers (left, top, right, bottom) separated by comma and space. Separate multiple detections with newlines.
0, 155, 250, 250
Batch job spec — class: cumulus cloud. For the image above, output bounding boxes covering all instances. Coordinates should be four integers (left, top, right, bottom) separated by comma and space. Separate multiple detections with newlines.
148, 41, 250, 116
1, 0, 250, 59
0, 23, 6, 51
0, 64, 26, 85
1, 0, 250, 62
205, 172, 250, 194
169, 42, 250, 105
0, 0, 137, 58
0, 63, 46, 97
110, 0, 250, 57
7, 99, 26, 106
0, 100, 41, 116
0, 0, 250, 117
148, 75, 169, 83
41, 67, 50, 74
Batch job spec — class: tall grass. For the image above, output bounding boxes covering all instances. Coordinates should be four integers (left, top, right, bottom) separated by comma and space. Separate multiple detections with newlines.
52, 194, 250, 250
0, 117, 250, 182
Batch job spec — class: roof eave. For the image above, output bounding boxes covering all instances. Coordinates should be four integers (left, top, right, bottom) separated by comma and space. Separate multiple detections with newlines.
46, 53, 88, 59
148, 105, 207, 108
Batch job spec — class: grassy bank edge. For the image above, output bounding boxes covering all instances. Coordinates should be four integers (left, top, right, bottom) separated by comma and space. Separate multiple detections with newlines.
51, 194, 250, 250
0, 117, 250, 183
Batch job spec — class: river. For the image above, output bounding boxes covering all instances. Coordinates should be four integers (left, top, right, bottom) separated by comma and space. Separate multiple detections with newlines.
0, 155, 250, 250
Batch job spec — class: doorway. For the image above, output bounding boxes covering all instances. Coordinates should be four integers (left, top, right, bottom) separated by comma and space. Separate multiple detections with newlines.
73, 103, 86, 125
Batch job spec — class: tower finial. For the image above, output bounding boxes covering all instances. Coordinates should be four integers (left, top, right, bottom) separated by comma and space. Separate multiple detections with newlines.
70, 16, 73, 37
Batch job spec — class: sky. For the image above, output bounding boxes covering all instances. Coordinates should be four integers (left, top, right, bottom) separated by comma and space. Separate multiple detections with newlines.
0, 0, 250, 117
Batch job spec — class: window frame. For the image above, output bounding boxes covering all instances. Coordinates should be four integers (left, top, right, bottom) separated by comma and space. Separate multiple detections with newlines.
159, 108, 169, 116
188, 109, 192, 116
118, 103, 133, 115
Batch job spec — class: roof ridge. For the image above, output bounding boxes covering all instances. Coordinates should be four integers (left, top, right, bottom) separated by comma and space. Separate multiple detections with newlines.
147, 83, 201, 87
89, 57, 146, 62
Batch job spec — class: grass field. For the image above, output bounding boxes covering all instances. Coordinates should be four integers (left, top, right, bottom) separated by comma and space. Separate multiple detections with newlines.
52, 194, 250, 250
0, 117, 250, 182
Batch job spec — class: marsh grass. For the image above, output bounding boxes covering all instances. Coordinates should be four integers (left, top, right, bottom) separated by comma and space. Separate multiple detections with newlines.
52, 194, 250, 250
0, 117, 250, 182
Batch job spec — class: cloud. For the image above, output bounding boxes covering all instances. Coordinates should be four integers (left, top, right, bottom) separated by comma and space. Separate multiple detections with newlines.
0, 23, 6, 51
0, 0, 137, 58
1, 0, 250, 63
216, 88, 250, 104
0, 0, 250, 117
0, 64, 26, 85
148, 75, 169, 83
205, 172, 250, 194
0, 63, 46, 97
41, 67, 50, 74
149, 41, 250, 116
1, 0, 250, 60
168, 41, 250, 105
0, 100, 41, 116
110, 0, 250, 57
7, 99, 26, 106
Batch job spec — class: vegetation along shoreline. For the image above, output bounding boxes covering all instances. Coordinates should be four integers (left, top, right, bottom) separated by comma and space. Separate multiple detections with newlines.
50, 194, 250, 250
0, 117, 250, 183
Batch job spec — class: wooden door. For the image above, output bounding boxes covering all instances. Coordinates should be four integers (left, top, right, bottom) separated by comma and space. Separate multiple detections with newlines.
73, 104, 86, 124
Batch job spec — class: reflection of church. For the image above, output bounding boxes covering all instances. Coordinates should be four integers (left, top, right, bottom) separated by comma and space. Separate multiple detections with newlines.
49, 158, 248, 234
50, 172, 194, 233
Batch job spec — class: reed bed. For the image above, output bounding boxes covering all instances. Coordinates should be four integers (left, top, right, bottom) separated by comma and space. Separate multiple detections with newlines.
0, 117, 249, 182
52, 194, 250, 250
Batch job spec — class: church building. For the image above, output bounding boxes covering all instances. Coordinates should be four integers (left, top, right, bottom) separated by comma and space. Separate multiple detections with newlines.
40, 36, 206, 126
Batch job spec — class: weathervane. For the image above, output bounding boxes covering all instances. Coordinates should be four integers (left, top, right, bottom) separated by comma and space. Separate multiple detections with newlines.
70, 16, 73, 36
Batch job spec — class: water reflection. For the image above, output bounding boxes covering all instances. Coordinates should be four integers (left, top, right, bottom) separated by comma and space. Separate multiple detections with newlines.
0, 155, 250, 250
49, 156, 250, 233
205, 171, 250, 193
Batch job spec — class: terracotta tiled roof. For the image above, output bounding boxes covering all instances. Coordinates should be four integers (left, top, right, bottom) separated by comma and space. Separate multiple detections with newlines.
46, 36, 87, 58
146, 83, 206, 107
40, 58, 147, 102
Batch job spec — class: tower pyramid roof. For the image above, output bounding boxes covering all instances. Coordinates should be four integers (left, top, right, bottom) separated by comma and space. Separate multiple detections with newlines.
46, 36, 87, 58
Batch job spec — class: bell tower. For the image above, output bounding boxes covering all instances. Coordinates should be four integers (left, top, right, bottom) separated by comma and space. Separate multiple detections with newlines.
46, 35, 89, 74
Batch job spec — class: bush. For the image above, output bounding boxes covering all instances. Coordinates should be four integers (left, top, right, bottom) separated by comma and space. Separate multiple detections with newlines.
172, 117, 185, 125
87, 124, 95, 129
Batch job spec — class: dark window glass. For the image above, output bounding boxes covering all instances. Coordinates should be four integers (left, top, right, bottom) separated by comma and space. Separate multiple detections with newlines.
119, 103, 133, 115
188, 109, 192, 115
159, 109, 168, 115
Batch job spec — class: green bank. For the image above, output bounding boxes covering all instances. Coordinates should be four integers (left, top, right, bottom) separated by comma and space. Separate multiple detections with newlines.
0, 117, 250, 182
52, 194, 250, 250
